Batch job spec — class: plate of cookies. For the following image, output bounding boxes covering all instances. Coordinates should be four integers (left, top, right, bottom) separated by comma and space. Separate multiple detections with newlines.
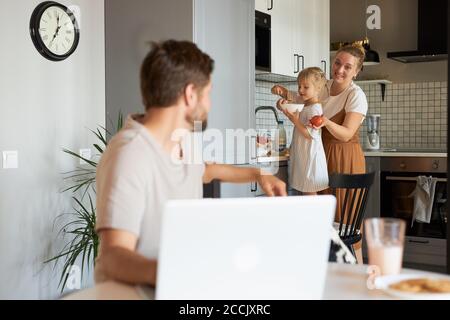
375, 274, 450, 300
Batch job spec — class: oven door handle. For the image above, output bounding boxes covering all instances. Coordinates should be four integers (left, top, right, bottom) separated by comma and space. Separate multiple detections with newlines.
408, 239, 430, 244
385, 176, 447, 182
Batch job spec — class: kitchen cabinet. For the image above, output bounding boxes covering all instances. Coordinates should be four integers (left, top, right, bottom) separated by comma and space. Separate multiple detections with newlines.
255, 0, 272, 13
106, 0, 254, 168
261, 0, 330, 77
364, 156, 381, 219
362, 156, 380, 261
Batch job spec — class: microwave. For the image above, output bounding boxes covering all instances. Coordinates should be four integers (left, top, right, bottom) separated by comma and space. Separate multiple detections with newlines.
255, 10, 271, 72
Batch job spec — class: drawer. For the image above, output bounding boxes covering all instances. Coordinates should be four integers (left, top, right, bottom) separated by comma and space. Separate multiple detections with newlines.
403, 236, 446, 266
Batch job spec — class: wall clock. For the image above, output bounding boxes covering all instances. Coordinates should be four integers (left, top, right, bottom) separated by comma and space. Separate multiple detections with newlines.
29, 1, 80, 61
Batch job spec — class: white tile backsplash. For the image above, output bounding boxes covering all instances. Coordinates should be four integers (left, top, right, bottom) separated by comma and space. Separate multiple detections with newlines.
255, 79, 448, 150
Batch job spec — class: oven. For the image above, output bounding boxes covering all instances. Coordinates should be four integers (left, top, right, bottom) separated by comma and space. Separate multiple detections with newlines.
255, 10, 271, 72
380, 156, 447, 269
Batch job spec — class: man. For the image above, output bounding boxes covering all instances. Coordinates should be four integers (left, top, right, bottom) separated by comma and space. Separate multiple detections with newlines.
94, 40, 286, 286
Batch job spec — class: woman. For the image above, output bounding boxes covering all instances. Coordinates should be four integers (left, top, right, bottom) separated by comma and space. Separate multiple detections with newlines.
272, 43, 368, 262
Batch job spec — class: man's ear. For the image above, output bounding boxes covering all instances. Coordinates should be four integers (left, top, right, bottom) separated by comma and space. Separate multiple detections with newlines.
184, 83, 197, 108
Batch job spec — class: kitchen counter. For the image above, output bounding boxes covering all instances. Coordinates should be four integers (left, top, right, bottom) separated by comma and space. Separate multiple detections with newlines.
256, 155, 289, 163
364, 148, 447, 157
257, 149, 447, 160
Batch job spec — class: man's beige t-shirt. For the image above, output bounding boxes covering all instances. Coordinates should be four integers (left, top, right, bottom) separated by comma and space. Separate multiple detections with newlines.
96, 114, 205, 260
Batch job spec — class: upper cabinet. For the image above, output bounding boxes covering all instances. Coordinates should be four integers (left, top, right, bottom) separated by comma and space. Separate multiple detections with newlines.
269, 0, 296, 77
260, 0, 330, 78
255, 0, 273, 13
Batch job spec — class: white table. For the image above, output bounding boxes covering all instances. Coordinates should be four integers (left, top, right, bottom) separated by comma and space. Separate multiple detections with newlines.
63, 263, 448, 300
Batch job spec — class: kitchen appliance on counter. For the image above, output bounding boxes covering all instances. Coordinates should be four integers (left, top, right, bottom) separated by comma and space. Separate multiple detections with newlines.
366, 114, 381, 150
379, 156, 447, 271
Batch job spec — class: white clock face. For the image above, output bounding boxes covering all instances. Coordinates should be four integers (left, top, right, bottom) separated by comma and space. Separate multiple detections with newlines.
38, 6, 76, 56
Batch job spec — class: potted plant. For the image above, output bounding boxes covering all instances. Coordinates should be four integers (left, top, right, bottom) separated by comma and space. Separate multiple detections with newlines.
45, 113, 123, 291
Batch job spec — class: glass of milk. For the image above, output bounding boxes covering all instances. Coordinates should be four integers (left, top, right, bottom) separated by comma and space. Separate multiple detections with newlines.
364, 218, 406, 275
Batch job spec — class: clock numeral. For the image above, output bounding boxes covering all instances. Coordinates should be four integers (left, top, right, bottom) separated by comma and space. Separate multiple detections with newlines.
55, 43, 59, 52
42, 19, 48, 24
65, 37, 71, 43
66, 30, 73, 34
47, 12, 52, 19
39, 28, 46, 33
62, 43, 67, 50
42, 35, 49, 41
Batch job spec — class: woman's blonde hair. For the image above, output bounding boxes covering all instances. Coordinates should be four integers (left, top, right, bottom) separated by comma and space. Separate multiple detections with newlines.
297, 67, 327, 92
336, 43, 366, 71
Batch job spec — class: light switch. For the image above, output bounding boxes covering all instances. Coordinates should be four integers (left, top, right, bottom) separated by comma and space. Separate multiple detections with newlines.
79, 149, 92, 165
2, 151, 18, 169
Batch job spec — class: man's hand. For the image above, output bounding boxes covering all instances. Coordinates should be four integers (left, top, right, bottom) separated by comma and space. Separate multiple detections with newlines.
257, 172, 287, 196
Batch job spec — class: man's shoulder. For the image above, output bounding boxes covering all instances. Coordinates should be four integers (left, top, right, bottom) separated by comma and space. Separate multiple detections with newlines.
99, 127, 150, 172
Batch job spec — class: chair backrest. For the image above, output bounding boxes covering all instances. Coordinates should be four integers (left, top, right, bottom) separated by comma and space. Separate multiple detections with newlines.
329, 172, 375, 243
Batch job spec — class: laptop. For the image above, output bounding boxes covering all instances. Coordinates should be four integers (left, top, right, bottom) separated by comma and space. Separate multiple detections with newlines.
156, 195, 336, 300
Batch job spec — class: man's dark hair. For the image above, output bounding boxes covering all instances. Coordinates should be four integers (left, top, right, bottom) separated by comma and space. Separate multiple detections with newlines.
140, 40, 214, 109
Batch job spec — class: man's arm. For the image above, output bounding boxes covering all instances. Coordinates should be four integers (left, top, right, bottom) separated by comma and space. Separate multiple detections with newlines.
95, 229, 157, 286
202, 164, 287, 196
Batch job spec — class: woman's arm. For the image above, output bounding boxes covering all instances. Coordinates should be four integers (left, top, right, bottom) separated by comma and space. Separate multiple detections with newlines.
271, 85, 304, 103
315, 112, 365, 142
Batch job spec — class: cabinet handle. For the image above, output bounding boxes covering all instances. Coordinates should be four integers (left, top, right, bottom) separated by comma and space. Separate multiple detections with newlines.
321, 60, 327, 74
298, 55, 304, 71
251, 181, 258, 192
408, 239, 430, 244
294, 54, 299, 74
267, 0, 273, 10
250, 135, 257, 161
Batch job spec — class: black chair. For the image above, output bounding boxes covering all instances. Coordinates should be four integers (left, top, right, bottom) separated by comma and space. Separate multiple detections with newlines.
329, 172, 375, 257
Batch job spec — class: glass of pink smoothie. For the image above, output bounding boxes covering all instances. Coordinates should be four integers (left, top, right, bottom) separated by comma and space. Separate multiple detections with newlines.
364, 218, 406, 275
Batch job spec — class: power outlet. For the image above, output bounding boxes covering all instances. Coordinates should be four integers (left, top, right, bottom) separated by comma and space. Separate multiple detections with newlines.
2, 151, 18, 169
79, 149, 92, 165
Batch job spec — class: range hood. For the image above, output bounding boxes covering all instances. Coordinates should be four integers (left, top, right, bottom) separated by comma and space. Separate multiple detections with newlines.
387, 0, 447, 63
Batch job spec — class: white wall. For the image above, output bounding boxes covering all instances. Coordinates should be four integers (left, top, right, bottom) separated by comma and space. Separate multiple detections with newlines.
105, 0, 193, 134
331, 0, 447, 82
0, 0, 105, 299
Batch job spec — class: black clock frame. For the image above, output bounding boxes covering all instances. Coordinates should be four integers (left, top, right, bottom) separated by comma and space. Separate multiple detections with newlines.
29, 1, 80, 61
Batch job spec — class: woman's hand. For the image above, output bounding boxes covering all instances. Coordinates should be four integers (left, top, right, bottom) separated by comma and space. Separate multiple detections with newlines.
309, 116, 329, 130
271, 85, 288, 99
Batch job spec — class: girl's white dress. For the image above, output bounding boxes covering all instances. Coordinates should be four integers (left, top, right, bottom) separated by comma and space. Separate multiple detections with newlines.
289, 103, 329, 192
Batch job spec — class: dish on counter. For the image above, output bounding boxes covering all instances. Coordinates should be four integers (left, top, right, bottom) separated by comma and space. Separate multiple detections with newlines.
375, 274, 450, 299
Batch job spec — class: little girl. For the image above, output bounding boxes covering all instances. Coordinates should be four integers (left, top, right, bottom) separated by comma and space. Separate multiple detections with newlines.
275, 67, 328, 195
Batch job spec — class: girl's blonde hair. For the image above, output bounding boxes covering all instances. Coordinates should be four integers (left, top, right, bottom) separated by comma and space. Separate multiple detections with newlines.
336, 43, 366, 71
297, 67, 327, 92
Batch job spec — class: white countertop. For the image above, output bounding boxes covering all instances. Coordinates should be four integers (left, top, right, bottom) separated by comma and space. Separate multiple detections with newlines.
364, 150, 447, 157
62, 263, 450, 300
257, 150, 447, 160
256, 155, 290, 163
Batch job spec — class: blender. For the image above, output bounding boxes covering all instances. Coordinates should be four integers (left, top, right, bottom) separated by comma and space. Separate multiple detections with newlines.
366, 114, 380, 150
